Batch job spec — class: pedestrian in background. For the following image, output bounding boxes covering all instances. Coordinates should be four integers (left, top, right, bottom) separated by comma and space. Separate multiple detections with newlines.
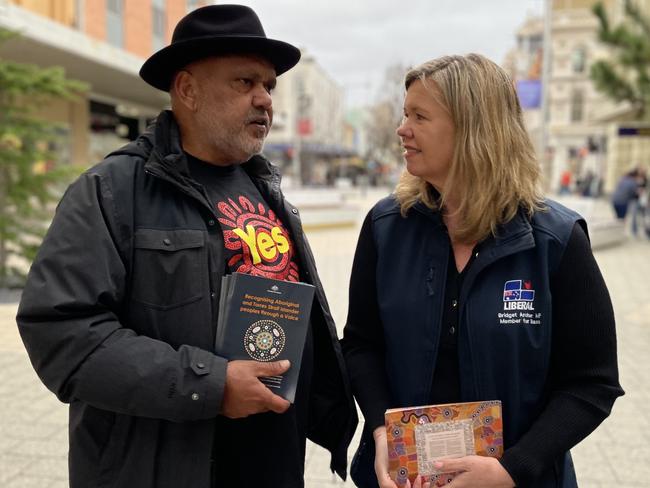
342, 54, 623, 488
630, 167, 647, 237
558, 168, 572, 195
611, 167, 641, 220
16, 5, 356, 488
577, 169, 595, 197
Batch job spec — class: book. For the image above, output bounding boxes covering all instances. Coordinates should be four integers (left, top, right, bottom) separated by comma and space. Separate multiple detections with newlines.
385, 400, 503, 486
215, 272, 315, 403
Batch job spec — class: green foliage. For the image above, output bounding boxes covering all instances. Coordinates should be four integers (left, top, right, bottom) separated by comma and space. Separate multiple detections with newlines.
0, 28, 87, 287
590, 0, 650, 120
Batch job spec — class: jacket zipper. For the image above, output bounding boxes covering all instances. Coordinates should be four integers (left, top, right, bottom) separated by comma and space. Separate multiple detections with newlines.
423, 249, 447, 403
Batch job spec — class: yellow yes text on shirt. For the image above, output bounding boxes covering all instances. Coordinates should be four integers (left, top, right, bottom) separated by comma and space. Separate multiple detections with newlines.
233, 225, 290, 264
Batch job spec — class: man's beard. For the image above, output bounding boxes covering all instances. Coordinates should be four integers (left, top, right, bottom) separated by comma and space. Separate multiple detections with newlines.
198, 108, 267, 163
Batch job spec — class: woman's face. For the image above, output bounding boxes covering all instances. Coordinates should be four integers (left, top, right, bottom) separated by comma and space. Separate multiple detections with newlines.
396, 80, 456, 190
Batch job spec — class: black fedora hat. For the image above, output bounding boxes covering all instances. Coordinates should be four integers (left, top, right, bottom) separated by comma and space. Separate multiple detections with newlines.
139, 4, 301, 91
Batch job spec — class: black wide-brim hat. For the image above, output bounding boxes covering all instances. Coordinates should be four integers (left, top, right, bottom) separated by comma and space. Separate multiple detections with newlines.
139, 4, 301, 92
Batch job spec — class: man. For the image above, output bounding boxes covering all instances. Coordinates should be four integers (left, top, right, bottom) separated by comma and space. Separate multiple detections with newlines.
16, 5, 357, 488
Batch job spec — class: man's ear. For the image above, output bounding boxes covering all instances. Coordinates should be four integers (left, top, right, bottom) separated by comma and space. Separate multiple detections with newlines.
172, 70, 199, 111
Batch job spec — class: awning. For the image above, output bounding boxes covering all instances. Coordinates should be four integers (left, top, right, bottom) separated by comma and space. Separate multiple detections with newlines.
0, 2, 168, 116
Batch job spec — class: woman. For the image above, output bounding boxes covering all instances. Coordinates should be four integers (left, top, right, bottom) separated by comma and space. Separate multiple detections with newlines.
341, 54, 623, 488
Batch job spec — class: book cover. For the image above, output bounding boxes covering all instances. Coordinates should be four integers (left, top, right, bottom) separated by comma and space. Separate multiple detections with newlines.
215, 272, 315, 403
385, 400, 503, 486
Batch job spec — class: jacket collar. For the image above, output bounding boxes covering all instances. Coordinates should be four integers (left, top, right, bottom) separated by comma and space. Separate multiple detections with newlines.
457, 208, 536, 314
411, 194, 535, 254
134, 110, 282, 200
412, 200, 444, 227
493, 210, 534, 248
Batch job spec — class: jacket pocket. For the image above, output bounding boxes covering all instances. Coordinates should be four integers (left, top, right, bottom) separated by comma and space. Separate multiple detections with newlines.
131, 229, 205, 310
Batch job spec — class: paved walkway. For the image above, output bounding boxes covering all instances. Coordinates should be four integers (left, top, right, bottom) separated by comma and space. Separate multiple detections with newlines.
1, 192, 648, 487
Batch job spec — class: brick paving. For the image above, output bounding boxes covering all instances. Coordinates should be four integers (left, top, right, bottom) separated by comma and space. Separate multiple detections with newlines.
1, 192, 648, 487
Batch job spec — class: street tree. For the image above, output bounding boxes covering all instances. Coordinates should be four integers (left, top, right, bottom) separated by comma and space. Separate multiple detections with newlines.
591, 0, 650, 120
0, 28, 86, 287
365, 63, 408, 168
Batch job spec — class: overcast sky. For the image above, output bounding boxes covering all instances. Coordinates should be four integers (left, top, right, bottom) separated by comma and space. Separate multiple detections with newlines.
235, 0, 544, 108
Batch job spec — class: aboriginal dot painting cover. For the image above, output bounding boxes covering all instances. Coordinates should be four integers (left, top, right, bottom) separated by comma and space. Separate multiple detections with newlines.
385, 400, 503, 486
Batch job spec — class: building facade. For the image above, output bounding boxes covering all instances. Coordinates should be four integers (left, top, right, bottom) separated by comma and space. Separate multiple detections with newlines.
0, 0, 209, 166
503, 16, 544, 156
543, 0, 618, 193
503, 0, 650, 195
264, 49, 354, 186
514, 0, 650, 194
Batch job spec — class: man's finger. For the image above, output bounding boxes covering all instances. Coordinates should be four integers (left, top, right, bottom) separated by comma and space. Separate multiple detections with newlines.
256, 359, 291, 376
265, 391, 291, 413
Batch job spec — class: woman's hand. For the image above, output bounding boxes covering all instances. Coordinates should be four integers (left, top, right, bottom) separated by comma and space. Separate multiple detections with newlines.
411, 475, 431, 488
373, 426, 399, 488
433, 456, 515, 488
373, 426, 433, 488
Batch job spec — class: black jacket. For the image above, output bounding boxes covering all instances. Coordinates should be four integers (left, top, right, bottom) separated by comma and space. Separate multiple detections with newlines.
17, 111, 357, 488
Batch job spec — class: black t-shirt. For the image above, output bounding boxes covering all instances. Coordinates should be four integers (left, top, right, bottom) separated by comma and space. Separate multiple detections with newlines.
429, 233, 480, 405
185, 153, 312, 488
186, 153, 300, 281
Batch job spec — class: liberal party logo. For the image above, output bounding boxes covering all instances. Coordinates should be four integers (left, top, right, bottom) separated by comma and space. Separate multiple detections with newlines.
503, 280, 535, 310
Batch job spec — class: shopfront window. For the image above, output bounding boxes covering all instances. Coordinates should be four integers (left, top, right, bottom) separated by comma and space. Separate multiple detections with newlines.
570, 89, 584, 122
572, 46, 586, 73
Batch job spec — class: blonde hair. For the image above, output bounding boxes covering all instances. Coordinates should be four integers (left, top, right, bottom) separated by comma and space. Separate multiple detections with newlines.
394, 53, 544, 243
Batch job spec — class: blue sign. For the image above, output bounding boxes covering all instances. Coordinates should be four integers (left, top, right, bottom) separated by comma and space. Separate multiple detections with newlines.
618, 127, 650, 136
516, 80, 542, 109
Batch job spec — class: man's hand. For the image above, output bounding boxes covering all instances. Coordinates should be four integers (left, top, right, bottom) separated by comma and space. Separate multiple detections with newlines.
433, 456, 515, 488
221, 359, 291, 418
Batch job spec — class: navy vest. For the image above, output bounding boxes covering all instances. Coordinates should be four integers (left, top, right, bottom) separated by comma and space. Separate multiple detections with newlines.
351, 196, 582, 488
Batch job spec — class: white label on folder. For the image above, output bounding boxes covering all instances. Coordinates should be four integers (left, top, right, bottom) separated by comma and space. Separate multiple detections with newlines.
415, 419, 475, 475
